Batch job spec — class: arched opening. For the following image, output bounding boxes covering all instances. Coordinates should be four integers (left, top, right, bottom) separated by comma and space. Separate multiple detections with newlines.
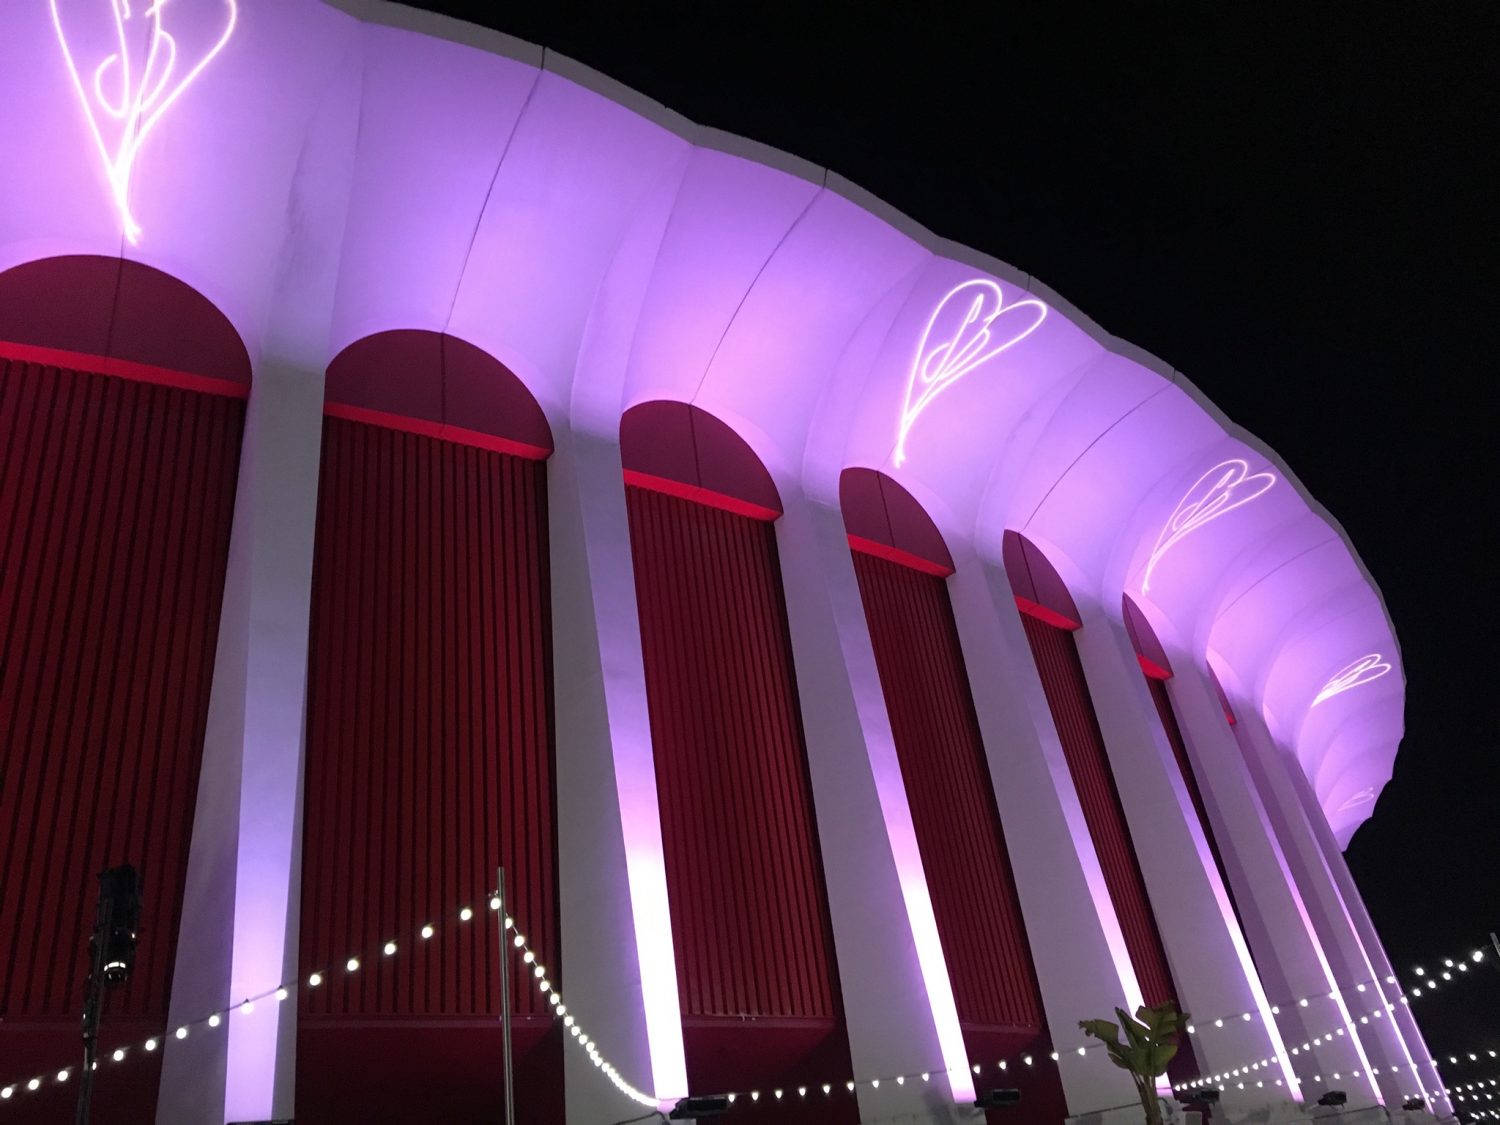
0, 255, 248, 1123
324, 329, 552, 457
842, 471, 1065, 1123
620, 403, 852, 1122
1003, 534, 1198, 1086
298, 331, 559, 1123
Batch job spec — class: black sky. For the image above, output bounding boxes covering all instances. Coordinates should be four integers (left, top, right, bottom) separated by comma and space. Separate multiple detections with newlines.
411, 0, 1498, 1067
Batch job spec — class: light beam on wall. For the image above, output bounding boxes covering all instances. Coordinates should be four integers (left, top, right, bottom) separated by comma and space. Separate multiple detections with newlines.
1142, 459, 1274, 593
1312, 655, 1391, 707
50, 0, 238, 243
894, 279, 1046, 467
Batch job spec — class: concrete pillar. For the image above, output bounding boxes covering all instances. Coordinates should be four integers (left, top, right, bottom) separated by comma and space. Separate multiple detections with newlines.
945, 552, 1138, 1116
1286, 746, 1450, 1115
775, 492, 971, 1120
1166, 660, 1365, 1095
157, 361, 326, 1124
1236, 710, 1441, 1113
548, 427, 688, 1121
1072, 607, 1293, 1116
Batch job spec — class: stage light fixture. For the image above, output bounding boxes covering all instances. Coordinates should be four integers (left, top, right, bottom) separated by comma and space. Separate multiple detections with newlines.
974, 1088, 1022, 1108
669, 1094, 731, 1119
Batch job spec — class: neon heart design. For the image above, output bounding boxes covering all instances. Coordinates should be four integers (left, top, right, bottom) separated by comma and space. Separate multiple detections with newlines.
50, 0, 238, 244
1141, 458, 1275, 592
1312, 653, 1392, 707
1335, 787, 1376, 812
893, 279, 1047, 466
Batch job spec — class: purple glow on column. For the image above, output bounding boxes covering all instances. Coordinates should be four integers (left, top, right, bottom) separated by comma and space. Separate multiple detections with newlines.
613, 738, 690, 1103
1184, 804, 1302, 1095
864, 753, 976, 1102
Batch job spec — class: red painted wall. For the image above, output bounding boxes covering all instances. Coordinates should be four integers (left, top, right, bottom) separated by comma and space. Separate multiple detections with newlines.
297, 417, 560, 1124
852, 549, 1066, 1122
626, 484, 853, 1119
0, 358, 243, 1123
1018, 614, 1180, 1010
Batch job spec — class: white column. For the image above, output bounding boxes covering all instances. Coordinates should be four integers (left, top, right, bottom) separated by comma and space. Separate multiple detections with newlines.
157, 361, 326, 1124
548, 426, 688, 1122
1166, 660, 1364, 1094
156, 59, 358, 1123
1285, 744, 1450, 1116
775, 493, 970, 1119
945, 553, 1138, 1116
1071, 607, 1290, 1115
1236, 711, 1439, 1112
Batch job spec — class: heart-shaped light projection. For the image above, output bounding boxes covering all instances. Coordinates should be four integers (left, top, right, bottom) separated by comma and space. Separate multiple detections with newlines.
1335, 787, 1377, 812
1141, 458, 1275, 593
893, 279, 1047, 467
1312, 653, 1392, 707
50, 0, 238, 244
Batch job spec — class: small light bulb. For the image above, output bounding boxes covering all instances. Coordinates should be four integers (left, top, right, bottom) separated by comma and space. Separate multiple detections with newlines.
921, 1072, 930, 1081
421, 924, 434, 939
1215, 1018, 1224, 1028
1300, 998, 1309, 1007
57, 1070, 69, 1083
513, 934, 525, 948
1242, 1012, 1251, 1021
308, 972, 323, 988
1078, 1046, 1087, 1056
28, 1079, 41, 1091
209, 1014, 221, 1027
112, 1049, 125, 1062
533, 965, 544, 978
145, 1039, 158, 1052
346, 958, 360, 972
175, 1026, 188, 1039
1, 1087, 12, 1099
384, 941, 397, 956
459, 907, 473, 922
489, 896, 502, 911
523, 951, 535, 964
563, 1015, 574, 1028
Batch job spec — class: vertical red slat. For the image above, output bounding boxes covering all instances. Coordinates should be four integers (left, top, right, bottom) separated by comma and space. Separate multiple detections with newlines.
0, 360, 243, 1124
625, 485, 856, 1122
297, 418, 558, 1123
1018, 613, 1180, 1009
625, 487, 837, 1021
852, 552, 1044, 1029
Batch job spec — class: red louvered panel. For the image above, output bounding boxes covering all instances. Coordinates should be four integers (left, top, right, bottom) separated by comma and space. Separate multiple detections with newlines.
626, 486, 836, 1021
1019, 613, 1179, 1009
852, 551, 1043, 1030
0, 360, 242, 1122
297, 417, 559, 1124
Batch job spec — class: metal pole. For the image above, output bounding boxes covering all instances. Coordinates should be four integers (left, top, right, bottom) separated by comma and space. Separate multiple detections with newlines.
75, 889, 112, 1125
498, 867, 515, 1125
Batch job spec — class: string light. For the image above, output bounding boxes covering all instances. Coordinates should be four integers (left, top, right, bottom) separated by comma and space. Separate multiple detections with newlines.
2, 884, 1471, 1119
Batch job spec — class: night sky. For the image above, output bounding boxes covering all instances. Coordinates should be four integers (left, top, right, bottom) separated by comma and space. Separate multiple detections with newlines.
414, 0, 1498, 1075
